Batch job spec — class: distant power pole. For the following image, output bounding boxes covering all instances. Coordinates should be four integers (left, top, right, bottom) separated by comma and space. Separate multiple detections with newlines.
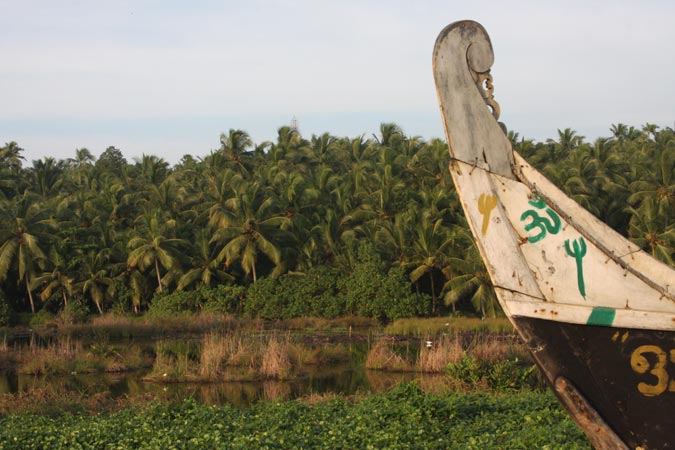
290, 116, 299, 131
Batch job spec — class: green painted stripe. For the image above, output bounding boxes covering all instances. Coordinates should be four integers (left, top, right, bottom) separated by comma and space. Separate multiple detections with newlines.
586, 307, 616, 326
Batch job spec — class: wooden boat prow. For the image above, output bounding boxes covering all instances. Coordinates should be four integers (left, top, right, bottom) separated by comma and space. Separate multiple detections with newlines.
433, 20, 675, 450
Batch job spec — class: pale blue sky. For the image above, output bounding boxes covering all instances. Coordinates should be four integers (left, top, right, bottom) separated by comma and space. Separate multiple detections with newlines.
2, 1, 674, 164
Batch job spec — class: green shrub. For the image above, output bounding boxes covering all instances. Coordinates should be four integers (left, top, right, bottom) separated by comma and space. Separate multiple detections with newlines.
29, 308, 56, 328
0, 288, 11, 326
486, 358, 543, 390
58, 301, 90, 325
110, 282, 134, 315
447, 355, 543, 391
244, 249, 428, 321
447, 355, 483, 385
244, 277, 284, 319
281, 266, 345, 319
147, 290, 200, 317
201, 285, 246, 315
244, 267, 346, 320
0, 385, 590, 448
338, 248, 429, 321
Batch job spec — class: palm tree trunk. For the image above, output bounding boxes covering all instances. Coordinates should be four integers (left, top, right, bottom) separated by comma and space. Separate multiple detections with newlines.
25, 276, 35, 313
62, 290, 68, 307
95, 298, 103, 314
155, 258, 163, 292
430, 271, 437, 315
252, 262, 257, 283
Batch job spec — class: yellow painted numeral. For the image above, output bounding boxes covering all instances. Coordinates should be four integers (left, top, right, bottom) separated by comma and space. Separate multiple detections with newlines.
630, 345, 672, 397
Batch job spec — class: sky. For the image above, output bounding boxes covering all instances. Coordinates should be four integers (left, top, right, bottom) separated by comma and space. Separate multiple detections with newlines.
1, 0, 674, 165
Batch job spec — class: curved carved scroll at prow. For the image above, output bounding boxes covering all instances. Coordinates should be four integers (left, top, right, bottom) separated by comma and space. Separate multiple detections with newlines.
433, 20, 515, 179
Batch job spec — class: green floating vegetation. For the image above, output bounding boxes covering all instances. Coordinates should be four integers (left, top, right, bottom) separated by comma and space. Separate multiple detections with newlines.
0, 384, 590, 449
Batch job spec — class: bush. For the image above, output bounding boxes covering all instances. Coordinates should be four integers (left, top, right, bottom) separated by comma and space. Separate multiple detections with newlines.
339, 248, 430, 321
29, 308, 57, 328
244, 267, 347, 320
447, 355, 543, 391
280, 266, 345, 319
244, 277, 284, 319
201, 285, 246, 315
147, 290, 200, 317
58, 301, 90, 325
0, 288, 11, 326
243, 249, 428, 322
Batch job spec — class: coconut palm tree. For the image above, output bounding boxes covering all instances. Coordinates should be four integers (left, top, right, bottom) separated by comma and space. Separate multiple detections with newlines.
626, 198, 675, 265
30, 157, 65, 199
34, 246, 74, 307
442, 230, 500, 318
407, 213, 456, 313
127, 212, 187, 292
0, 141, 25, 199
77, 249, 114, 314
177, 229, 234, 290
0, 193, 54, 312
210, 181, 291, 282
629, 146, 675, 227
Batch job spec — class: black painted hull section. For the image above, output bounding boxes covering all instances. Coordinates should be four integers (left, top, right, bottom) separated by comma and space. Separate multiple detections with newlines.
513, 316, 675, 449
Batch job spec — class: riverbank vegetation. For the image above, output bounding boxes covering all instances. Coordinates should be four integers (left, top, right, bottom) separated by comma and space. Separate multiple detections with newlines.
1, 123, 673, 323
1, 320, 526, 381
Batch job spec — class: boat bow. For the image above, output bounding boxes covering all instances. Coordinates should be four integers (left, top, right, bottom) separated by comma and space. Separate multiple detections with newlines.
434, 20, 675, 450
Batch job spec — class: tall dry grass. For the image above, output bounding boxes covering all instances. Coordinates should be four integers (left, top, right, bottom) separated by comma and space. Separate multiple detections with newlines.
365, 339, 413, 371
467, 334, 526, 363
365, 333, 526, 375
417, 335, 464, 373
18, 337, 84, 375
199, 332, 232, 377
149, 331, 313, 382
260, 335, 293, 379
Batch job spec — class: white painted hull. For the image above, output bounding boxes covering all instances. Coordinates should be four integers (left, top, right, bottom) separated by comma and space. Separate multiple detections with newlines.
433, 21, 674, 332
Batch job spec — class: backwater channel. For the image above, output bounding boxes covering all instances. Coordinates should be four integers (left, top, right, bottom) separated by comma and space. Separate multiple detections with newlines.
0, 330, 446, 407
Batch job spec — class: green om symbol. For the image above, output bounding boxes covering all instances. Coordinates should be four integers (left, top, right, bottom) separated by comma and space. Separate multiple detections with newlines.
520, 197, 561, 243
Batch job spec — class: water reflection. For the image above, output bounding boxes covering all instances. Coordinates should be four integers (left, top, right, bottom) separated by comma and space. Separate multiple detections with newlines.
0, 366, 452, 407
0, 332, 454, 407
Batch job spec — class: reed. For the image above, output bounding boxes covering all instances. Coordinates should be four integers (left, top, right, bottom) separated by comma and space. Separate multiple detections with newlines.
467, 334, 526, 363
260, 335, 293, 379
279, 316, 379, 330
365, 338, 413, 371
298, 391, 341, 405
199, 332, 230, 378
18, 337, 83, 375
149, 331, 310, 382
417, 335, 464, 373
149, 340, 198, 381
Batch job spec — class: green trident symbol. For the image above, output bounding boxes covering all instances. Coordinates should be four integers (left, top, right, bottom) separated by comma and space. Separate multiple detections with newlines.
565, 237, 587, 299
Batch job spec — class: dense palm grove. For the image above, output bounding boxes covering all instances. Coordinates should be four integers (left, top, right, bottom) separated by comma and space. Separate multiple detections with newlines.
0, 123, 673, 322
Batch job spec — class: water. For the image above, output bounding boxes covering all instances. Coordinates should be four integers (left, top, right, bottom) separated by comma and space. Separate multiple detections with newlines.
0, 331, 444, 406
